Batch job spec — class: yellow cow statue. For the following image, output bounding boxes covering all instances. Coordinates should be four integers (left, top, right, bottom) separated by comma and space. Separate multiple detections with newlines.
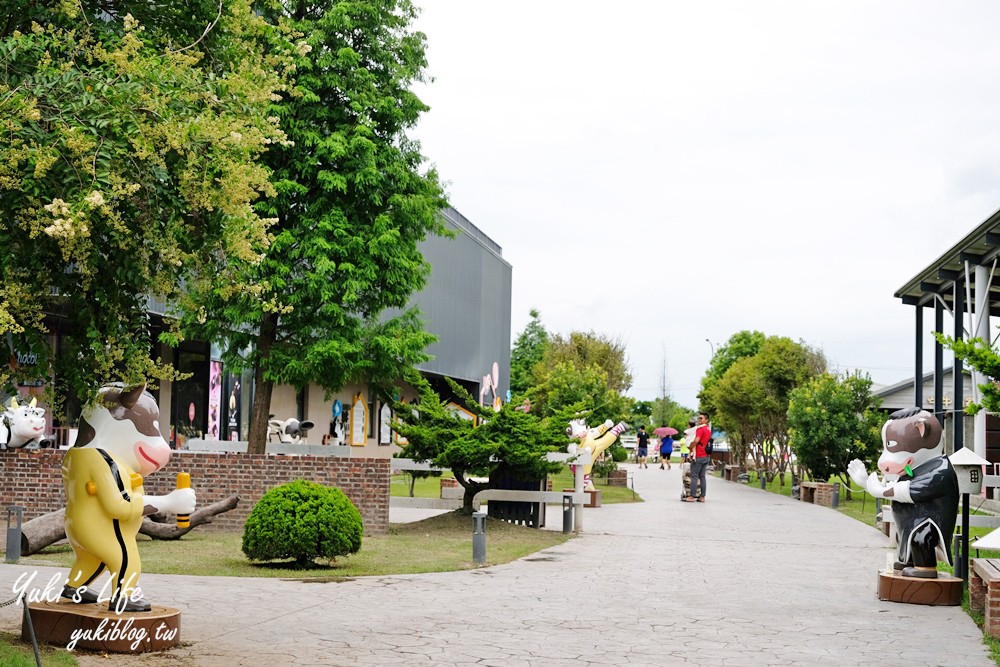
61, 384, 195, 612
567, 418, 629, 491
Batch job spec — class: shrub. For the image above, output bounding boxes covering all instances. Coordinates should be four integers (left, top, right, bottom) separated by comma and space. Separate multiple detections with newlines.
610, 443, 628, 463
242, 480, 363, 566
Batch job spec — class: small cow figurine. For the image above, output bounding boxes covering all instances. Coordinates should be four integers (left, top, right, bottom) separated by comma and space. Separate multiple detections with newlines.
1, 396, 50, 449
267, 416, 315, 445
62, 384, 196, 611
848, 407, 958, 579
567, 417, 629, 491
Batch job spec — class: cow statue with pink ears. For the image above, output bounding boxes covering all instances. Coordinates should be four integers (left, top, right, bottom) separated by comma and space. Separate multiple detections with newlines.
61, 384, 196, 612
1, 396, 50, 449
848, 407, 958, 580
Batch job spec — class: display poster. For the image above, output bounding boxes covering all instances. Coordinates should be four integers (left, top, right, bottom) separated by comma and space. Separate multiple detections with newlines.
208, 360, 223, 441
349, 392, 367, 446
379, 403, 392, 445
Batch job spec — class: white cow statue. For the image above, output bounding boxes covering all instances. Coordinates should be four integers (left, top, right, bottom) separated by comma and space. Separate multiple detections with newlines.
1, 396, 51, 449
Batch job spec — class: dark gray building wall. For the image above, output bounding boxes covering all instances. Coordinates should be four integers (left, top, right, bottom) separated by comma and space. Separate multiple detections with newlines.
410, 207, 512, 394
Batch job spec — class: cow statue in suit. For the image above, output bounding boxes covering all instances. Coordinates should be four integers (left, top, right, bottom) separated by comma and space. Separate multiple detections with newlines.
848, 407, 958, 579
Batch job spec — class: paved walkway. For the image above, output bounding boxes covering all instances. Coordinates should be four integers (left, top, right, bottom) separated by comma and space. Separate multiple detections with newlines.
1, 464, 993, 666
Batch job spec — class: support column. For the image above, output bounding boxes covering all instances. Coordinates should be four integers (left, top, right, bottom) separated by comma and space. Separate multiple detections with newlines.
974, 264, 991, 458
934, 299, 945, 429
954, 280, 965, 453
914, 305, 923, 408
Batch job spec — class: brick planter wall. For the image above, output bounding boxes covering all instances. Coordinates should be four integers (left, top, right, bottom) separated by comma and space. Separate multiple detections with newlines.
607, 469, 628, 487
0, 449, 390, 535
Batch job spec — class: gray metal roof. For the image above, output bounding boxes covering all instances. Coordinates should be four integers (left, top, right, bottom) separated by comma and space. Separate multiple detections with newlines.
895, 205, 1000, 311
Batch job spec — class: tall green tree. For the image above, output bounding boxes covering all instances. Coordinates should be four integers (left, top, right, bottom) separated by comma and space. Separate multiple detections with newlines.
787, 371, 883, 486
0, 1, 292, 406
182, 0, 447, 453
538, 331, 632, 394
698, 330, 765, 416
509, 309, 548, 395
393, 375, 566, 514
704, 335, 825, 484
525, 329, 633, 427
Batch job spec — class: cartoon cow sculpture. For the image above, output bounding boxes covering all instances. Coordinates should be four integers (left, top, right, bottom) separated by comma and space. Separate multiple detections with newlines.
1, 396, 51, 449
267, 416, 315, 445
567, 417, 629, 491
848, 407, 958, 579
62, 384, 196, 611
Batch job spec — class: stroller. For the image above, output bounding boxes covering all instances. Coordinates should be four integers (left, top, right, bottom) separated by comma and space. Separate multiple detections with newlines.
680, 460, 693, 501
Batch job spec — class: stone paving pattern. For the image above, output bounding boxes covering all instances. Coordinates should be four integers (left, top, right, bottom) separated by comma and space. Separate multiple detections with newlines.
1, 465, 993, 666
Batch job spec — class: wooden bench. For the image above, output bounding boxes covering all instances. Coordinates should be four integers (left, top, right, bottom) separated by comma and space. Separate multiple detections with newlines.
971, 559, 1000, 637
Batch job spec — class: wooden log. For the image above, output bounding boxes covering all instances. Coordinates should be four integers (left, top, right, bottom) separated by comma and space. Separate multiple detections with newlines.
18, 496, 240, 555
20, 508, 66, 556
139, 496, 240, 540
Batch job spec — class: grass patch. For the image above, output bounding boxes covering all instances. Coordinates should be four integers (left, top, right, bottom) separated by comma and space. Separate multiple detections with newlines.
0, 630, 77, 667
547, 467, 642, 504
391, 468, 642, 504
19, 511, 573, 578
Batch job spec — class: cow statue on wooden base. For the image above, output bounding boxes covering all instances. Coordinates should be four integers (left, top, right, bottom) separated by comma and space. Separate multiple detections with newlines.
848, 407, 958, 579
61, 384, 196, 612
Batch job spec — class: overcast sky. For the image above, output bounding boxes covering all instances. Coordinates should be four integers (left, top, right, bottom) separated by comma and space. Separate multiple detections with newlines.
411, 1, 1000, 409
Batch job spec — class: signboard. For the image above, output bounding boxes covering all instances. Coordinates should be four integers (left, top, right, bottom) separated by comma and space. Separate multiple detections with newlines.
349, 393, 367, 446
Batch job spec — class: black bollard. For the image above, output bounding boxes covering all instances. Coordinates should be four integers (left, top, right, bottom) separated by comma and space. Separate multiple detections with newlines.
472, 512, 487, 565
6, 506, 23, 564
831, 482, 840, 509
562, 494, 574, 534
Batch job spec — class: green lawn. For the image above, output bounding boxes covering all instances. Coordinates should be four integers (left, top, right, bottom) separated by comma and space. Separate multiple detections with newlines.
0, 630, 77, 667
391, 467, 642, 505
16, 511, 572, 579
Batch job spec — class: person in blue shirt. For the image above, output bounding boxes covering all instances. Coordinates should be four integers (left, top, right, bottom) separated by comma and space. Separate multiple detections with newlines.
659, 433, 673, 470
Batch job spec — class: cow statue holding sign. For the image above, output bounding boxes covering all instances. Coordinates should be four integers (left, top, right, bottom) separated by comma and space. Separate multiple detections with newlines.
62, 384, 196, 611
848, 407, 958, 579
567, 418, 629, 491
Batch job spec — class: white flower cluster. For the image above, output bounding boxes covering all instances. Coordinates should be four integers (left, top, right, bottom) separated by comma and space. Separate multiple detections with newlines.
42, 198, 86, 239
83, 190, 105, 208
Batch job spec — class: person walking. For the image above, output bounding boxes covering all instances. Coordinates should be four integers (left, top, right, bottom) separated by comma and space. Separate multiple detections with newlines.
684, 412, 712, 502
659, 433, 673, 470
636, 425, 650, 468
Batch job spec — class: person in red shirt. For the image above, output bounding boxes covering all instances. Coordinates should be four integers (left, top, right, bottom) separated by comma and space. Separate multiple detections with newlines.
684, 412, 712, 502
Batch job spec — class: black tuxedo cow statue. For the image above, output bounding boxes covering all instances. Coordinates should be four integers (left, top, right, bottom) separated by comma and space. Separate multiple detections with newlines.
848, 407, 958, 579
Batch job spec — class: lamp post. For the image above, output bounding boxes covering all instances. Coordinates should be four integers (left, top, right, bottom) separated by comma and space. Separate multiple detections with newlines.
706, 339, 715, 357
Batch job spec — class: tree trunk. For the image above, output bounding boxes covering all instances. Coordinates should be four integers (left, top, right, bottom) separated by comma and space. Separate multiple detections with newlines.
247, 313, 278, 455
18, 496, 241, 555
140, 496, 241, 539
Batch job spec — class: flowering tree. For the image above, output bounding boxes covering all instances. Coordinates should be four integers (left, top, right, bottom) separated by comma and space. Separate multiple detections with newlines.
0, 1, 294, 406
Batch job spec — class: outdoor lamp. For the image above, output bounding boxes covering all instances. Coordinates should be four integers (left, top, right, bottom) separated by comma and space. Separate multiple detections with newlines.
949, 447, 991, 495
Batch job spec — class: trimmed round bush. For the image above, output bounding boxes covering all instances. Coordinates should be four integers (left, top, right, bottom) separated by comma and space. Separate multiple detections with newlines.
242, 480, 363, 566
610, 443, 628, 463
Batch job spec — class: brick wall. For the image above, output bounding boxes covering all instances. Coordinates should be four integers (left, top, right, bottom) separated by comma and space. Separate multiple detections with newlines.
0, 450, 390, 535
